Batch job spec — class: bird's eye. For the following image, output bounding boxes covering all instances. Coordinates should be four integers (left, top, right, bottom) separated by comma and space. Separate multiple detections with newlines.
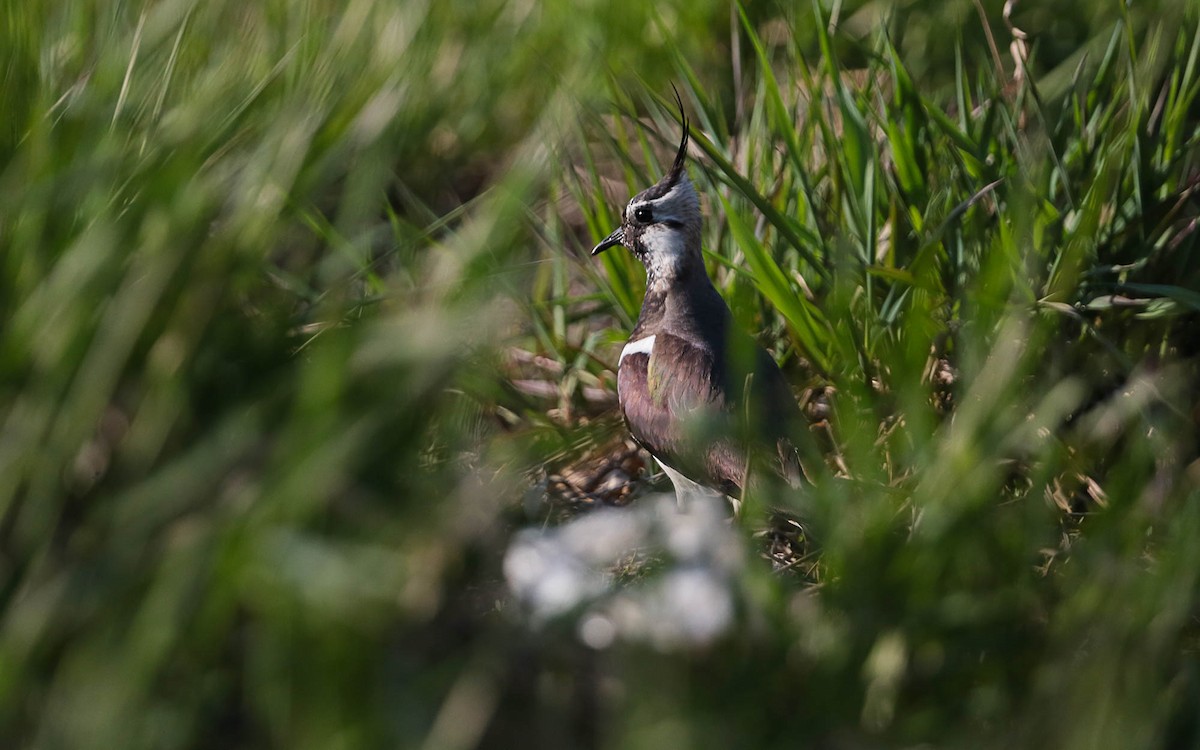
633, 206, 653, 223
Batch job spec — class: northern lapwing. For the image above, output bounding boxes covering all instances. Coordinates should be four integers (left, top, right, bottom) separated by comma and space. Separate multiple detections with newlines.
592, 99, 813, 509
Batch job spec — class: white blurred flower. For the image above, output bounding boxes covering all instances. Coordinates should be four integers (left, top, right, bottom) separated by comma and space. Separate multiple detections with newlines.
504, 492, 743, 649
503, 531, 610, 620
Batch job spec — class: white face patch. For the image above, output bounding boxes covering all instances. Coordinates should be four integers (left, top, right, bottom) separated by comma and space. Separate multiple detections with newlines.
619, 334, 656, 366
642, 224, 690, 280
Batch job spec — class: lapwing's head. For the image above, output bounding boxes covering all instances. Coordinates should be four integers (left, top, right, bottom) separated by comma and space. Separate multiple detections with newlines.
592, 105, 702, 283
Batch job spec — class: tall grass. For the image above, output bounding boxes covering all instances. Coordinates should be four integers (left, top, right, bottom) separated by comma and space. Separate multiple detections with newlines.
1, 0, 1199, 748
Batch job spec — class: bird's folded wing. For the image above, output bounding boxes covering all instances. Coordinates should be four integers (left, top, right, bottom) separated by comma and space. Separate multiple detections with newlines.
746, 346, 811, 487
618, 332, 744, 494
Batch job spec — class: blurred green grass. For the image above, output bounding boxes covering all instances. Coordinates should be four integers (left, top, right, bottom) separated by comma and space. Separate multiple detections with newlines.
2, 0, 1200, 748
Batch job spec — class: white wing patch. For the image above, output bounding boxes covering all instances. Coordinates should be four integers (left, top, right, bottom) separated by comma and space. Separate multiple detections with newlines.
619, 334, 656, 366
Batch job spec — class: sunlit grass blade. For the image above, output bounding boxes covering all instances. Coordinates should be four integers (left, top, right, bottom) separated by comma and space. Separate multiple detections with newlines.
718, 192, 831, 374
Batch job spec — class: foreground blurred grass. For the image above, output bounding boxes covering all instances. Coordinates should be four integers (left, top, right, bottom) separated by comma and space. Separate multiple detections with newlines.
2, 0, 1200, 748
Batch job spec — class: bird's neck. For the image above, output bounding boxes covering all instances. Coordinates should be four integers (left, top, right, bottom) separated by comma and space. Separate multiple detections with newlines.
634, 261, 729, 344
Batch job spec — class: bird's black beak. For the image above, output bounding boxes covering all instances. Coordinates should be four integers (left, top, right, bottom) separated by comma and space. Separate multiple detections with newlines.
591, 227, 625, 256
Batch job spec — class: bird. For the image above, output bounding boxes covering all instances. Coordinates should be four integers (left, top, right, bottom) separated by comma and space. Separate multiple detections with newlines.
591, 98, 813, 511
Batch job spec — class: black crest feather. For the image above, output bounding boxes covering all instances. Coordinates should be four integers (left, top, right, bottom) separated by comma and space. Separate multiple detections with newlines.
641, 87, 690, 200
667, 84, 689, 184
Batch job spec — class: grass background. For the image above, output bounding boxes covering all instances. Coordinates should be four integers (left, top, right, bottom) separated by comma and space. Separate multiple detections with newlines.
2, 0, 1199, 747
